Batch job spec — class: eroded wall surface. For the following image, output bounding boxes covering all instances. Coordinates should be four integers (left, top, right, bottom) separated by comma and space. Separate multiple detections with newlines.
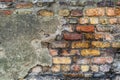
0, 0, 120, 80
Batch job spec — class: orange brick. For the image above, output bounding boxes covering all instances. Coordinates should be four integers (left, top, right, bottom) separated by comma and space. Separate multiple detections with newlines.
85, 8, 105, 17
106, 8, 116, 16
109, 18, 117, 24
81, 49, 100, 57
72, 41, 89, 48
49, 49, 58, 56
94, 33, 103, 40
76, 25, 95, 32
53, 57, 71, 64
92, 41, 110, 48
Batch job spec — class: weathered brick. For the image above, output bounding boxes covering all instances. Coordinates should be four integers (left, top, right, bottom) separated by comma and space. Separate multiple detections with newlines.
104, 33, 114, 41
31, 65, 42, 73
77, 58, 91, 64
109, 18, 117, 24
63, 32, 82, 40
115, 7, 120, 16
63, 24, 74, 32
51, 41, 69, 48
49, 49, 58, 56
59, 9, 70, 16
68, 18, 78, 24
0, 0, 13, 2
81, 65, 89, 72
79, 17, 89, 24
92, 57, 106, 64
14, 9, 32, 15
90, 17, 99, 24
16, 2, 33, 9
84, 33, 94, 39
85, 8, 105, 17
71, 64, 80, 72
91, 65, 99, 72
100, 64, 111, 72
70, 50, 80, 55
105, 57, 113, 64
61, 65, 70, 72
76, 25, 95, 32
96, 25, 113, 32
53, 57, 71, 64
51, 65, 60, 72
106, 8, 116, 16
99, 18, 108, 24
112, 42, 120, 48
71, 9, 83, 17
94, 33, 103, 40
72, 41, 89, 48
37, 9, 54, 16
92, 41, 110, 48
61, 49, 69, 56
0, 10, 13, 15
81, 49, 100, 57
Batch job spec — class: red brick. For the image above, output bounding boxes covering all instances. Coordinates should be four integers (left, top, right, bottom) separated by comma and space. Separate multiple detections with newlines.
92, 41, 110, 48
71, 9, 83, 17
51, 41, 69, 48
0, 10, 13, 15
76, 25, 95, 32
63, 32, 82, 40
16, 2, 33, 9
72, 41, 89, 48
85, 8, 105, 17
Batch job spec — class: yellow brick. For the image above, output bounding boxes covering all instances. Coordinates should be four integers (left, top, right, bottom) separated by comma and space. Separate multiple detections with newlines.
92, 41, 110, 48
81, 49, 100, 56
53, 57, 71, 64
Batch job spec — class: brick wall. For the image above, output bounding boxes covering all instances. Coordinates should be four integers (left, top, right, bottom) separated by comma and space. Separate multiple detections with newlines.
0, 0, 120, 80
